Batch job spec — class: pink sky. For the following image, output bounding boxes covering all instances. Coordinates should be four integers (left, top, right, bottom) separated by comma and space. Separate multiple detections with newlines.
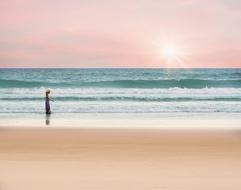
0, 0, 241, 68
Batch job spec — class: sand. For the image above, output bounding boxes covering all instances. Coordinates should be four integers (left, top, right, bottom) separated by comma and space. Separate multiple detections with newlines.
0, 126, 241, 190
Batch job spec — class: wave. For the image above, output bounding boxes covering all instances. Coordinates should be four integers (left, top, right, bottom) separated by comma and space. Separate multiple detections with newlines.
1, 96, 241, 102
0, 79, 66, 88
1, 79, 241, 89
1, 100, 241, 113
81, 79, 241, 88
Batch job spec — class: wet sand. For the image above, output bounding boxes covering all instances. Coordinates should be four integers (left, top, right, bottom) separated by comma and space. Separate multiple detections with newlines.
0, 127, 241, 190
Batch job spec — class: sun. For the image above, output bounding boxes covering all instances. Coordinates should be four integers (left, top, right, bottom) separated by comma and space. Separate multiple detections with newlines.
159, 43, 190, 67
162, 45, 179, 61
152, 38, 191, 67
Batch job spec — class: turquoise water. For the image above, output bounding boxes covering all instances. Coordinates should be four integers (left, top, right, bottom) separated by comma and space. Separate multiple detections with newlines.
0, 68, 241, 113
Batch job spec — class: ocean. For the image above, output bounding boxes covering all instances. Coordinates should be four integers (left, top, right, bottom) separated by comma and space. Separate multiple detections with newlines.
0, 68, 241, 114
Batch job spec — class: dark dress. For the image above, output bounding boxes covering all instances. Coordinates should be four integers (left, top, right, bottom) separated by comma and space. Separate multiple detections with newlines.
45, 96, 51, 114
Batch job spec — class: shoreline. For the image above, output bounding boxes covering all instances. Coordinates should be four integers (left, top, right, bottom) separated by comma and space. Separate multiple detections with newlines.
0, 112, 241, 129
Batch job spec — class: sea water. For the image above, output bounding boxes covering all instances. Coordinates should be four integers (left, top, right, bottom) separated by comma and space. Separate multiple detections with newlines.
0, 68, 241, 114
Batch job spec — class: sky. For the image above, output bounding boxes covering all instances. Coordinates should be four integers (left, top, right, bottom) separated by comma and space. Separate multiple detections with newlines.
0, 0, 241, 68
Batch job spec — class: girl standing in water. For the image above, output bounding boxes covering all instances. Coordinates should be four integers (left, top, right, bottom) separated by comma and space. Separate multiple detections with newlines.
45, 89, 53, 114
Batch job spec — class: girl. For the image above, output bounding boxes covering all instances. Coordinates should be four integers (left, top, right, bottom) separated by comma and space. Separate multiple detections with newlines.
45, 89, 53, 114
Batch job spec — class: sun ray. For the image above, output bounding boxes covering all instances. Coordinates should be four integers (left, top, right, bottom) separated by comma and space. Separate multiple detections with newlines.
153, 39, 191, 68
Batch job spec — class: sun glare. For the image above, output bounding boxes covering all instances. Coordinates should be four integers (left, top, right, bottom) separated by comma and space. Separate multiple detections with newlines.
162, 45, 179, 60
158, 43, 190, 67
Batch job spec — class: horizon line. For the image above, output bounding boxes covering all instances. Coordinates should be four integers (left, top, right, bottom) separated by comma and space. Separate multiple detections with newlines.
0, 67, 241, 69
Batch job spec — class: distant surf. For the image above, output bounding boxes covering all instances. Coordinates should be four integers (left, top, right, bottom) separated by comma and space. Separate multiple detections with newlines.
1, 78, 241, 89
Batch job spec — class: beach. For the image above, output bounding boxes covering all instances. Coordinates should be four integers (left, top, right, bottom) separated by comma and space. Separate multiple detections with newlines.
0, 69, 241, 189
1, 115, 241, 190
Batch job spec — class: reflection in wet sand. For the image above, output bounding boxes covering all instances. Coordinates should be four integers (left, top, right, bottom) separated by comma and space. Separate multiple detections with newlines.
45, 114, 51, 126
